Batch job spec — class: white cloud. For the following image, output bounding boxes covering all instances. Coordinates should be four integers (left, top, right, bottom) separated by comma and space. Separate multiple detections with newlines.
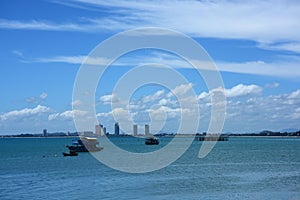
12, 50, 24, 58
259, 42, 300, 53
288, 89, 300, 99
71, 99, 82, 107
1, 1, 299, 52
0, 105, 51, 121
99, 93, 119, 104
31, 50, 300, 78
142, 90, 165, 103
198, 84, 262, 99
265, 82, 280, 88
291, 107, 300, 119
96, 111, 112, 118
95, 83, 300, 133
167, 83, 193, 98
48, 110, 87, 121
198, 91, 209, 100
39, 92, 48, 99
26, 92, 48, 104
225, 84, 262, 98
158, 98, 168, 106
0, 19, 90, 32
223, 88, 300, 132
219, 60, 300, 78
147, 105, 189, 120
35, 55, 110, 65
69, 0, 300, 50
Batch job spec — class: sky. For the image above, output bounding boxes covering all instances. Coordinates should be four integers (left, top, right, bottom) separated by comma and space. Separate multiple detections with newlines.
0, 0, 300, 135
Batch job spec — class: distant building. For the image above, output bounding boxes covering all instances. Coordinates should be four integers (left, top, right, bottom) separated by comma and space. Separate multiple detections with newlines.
96, 124, 106, 136
115, 122, 120, 135
133, 124, 138, 136
43, 129, 47, 137
83, 131, 94, 137
95, 124, 101, 135
145, 124, 150, 135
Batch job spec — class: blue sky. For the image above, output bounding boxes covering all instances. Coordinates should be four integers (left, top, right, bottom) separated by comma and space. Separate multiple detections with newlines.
0, 0, 300, 135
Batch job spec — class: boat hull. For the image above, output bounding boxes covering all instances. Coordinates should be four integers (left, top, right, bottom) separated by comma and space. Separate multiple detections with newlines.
63, 152, 78, 156
145, 138, 159, 145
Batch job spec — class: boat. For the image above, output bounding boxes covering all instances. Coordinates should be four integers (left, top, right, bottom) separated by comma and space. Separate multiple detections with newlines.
63, 150, 78, 157
66, 137, 103, 152
145, 137, 159, 145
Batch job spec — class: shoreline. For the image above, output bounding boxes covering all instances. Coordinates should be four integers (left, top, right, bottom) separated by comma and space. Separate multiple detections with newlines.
1, 135, 299, 139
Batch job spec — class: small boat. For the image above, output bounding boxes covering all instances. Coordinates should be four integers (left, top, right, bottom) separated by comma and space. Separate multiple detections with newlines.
66, 137, 103, 152
145, 137, 159, 145
63, 150, 78, 157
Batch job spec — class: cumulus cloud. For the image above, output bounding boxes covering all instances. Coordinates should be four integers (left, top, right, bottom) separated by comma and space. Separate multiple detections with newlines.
221, 87, 300, 132
71, 99, 82, 107
167, 83, 194, 98
288, 89, 300, 99
0, 105, 51, 121
198, 84, 262, 99
225, 84, 262, 98
95, 83, 300, 133
99, 93, 120, 105
142, 90, 165, 103
48, 110, 87, 121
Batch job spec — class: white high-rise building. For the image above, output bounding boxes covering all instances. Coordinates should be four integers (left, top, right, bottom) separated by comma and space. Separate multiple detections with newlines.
95, 124, 105, 136
95, 124, 101, 135
145, 124, 150, 135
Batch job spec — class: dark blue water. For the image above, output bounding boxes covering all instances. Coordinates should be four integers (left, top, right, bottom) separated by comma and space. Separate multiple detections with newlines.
0, 137, 299, 199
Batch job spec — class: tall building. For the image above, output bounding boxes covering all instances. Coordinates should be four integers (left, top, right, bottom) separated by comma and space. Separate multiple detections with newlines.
95, 124, 102, 136
95, 124, 106, 136
43, 129, 47, 137
133, 124, 138, 136
115, 122, 120, 135
145, 124, 150, 135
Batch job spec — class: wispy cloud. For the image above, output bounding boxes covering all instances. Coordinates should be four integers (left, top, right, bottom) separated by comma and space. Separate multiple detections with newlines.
259, 42, 300, 54
219, 60, 300, 78
1, 1, 300, 52
12, 50, 24, 58
35, 55, 110, 65
0, 19, 86, 31
26, 92, 48, 104
69, 0, 300, 50
32, 52, 300, 78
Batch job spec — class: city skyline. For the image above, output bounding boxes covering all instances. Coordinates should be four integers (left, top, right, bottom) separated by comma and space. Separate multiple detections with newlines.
1, 0, 300, 135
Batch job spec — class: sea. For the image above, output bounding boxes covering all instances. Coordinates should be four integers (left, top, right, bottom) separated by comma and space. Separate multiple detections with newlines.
0, 136, 299, 200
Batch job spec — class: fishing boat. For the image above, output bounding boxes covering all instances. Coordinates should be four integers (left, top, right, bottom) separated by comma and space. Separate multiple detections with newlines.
66, 137, 103, 152
145, 137, 159, 145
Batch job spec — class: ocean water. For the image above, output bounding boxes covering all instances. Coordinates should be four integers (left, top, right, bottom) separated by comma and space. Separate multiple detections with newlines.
0, 137, 299, 200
